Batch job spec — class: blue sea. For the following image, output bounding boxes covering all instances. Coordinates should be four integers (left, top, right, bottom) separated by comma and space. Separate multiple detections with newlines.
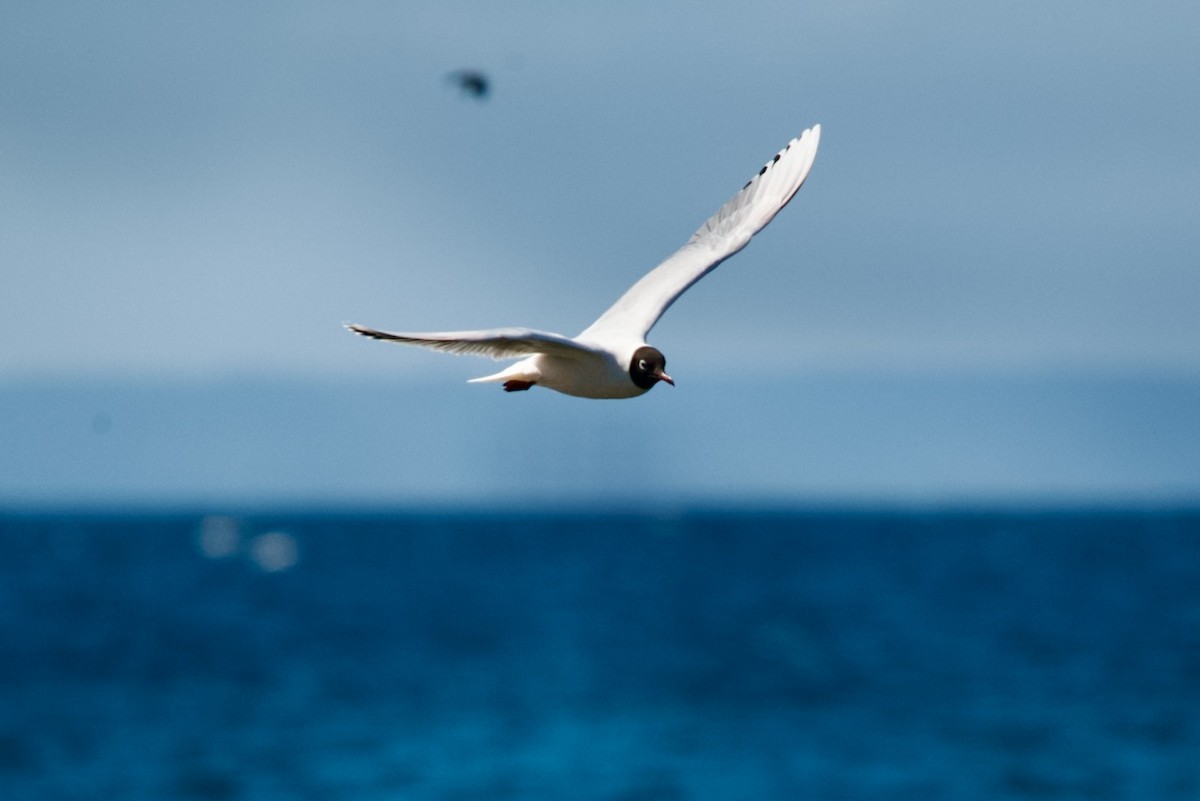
2, 509, 1198, 800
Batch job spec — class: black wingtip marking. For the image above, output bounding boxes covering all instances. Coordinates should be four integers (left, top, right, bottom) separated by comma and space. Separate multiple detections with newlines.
346, 324, 397, 342
742, 136, 799, 192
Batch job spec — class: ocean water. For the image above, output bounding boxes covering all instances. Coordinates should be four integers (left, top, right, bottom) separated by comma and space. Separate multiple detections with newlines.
1, 509, 1198, 800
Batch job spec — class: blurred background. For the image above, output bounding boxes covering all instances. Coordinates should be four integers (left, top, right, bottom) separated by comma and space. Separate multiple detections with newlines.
4, 511, 1198, 799
2, 3, 1199, 800
2, 0, 1197, 507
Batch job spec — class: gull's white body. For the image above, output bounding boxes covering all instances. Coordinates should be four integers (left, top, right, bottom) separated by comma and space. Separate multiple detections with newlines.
472, 346, 641, 399
348, 125, 821, 399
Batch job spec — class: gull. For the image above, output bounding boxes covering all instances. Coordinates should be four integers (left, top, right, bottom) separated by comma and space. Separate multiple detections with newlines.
347, 124, 821, 399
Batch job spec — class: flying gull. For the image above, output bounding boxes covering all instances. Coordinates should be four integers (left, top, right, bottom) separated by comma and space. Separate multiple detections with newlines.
347, 125, 821, 399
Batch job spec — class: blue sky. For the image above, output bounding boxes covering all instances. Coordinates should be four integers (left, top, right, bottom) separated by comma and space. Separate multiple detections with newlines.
2, 2, 1198, 505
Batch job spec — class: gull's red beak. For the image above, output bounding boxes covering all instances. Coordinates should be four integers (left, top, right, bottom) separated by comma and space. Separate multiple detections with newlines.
656, 369, 674, 387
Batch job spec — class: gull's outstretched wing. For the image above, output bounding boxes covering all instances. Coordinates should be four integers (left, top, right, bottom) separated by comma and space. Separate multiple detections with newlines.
345, 324, 596, 360
579, 124, 820, 342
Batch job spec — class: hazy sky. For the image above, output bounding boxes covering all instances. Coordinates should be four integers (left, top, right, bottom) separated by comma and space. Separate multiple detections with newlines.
3, 3, 1199, 506
3, 1, 1198, 380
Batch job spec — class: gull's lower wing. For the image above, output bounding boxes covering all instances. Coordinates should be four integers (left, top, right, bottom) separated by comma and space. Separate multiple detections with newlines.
579, 124, 820, 342
345, 324, 596, 360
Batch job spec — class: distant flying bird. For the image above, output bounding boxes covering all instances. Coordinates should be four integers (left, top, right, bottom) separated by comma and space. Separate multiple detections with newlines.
447, 69, 489, 99
347, 125, 821, 399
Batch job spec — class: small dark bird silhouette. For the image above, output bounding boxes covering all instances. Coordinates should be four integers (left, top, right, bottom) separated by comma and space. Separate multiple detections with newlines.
447, 69, 490, 100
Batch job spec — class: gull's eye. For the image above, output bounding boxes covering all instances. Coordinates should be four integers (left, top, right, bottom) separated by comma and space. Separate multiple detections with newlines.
638, 359, 648, 371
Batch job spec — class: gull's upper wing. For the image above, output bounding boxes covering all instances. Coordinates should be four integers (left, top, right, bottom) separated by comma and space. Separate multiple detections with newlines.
579, 125, 820, 342
345, 324, 597, 360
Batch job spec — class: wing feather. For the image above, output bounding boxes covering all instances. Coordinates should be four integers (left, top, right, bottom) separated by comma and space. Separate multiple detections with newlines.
579, 124, 820, 342
345, 324, 595, 360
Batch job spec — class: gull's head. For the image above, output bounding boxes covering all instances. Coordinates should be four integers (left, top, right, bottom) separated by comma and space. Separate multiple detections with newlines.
629, 346, 674, 391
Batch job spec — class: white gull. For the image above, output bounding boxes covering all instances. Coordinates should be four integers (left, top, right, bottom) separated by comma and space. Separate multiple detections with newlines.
347, 124, 821, 399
